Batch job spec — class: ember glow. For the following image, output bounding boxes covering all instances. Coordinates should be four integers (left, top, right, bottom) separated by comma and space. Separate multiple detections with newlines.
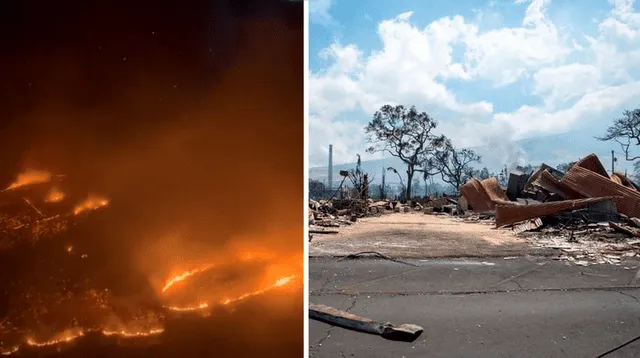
25, 329, 84, 347
1, 328, 166, 355
220, 275, 297, 305
0, 346, 19, 356
4, 169, 51, 191
161, 264, 215, 293
101, 328, 164, 338
44, 186, 65, 203
165, 302, 209, 312
166, 274, 297, 312
73, 194, 109, 215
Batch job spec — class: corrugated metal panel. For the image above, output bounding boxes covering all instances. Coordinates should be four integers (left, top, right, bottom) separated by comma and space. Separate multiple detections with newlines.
495, 197, 616, 228
561, 165, 640, 218
480, 177, 509, 202
460, 178, 494, 212
531, 170, 584, 200
611, 172, 637, 190
575, 153, 609, 178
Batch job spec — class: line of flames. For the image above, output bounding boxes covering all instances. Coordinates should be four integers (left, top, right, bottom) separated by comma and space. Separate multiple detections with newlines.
0, 275, 296, 355
161, 264, 215, 293
1, 327, 166, 355
165, 274, 296, 312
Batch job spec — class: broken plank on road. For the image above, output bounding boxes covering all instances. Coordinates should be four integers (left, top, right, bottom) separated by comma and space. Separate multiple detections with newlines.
309, 303, 424, 342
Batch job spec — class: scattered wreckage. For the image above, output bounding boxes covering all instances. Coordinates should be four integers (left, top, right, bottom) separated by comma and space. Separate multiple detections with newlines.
309, 153, 640, 265
459, 153, 640, 266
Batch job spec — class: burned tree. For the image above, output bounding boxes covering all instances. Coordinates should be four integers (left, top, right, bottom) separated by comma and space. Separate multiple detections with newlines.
347, 154, 373, 199
365, 105, 446, 201
432, 140, 481, 192
475, 167, 491, 180
386, 167, 406, 197
380, 167, 386, 199
597, 108, 640, 162
497, 166, 508, 187
309, 179, 326, 199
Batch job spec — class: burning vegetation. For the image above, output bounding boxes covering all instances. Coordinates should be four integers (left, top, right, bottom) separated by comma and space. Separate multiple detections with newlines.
0, 169, 299, 355
0, 0, 303, 356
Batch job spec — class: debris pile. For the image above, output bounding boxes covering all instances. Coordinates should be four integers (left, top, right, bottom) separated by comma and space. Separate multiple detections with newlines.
308, 195, 461, 241
459, 153, 640, 264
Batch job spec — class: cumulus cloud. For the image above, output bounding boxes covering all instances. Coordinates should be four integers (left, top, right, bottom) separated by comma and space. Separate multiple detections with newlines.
309, 0, 336, 27
309, 0, 640, 167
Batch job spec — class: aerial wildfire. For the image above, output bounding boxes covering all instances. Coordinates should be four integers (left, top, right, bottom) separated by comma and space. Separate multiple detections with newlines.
0, 169, 299, 355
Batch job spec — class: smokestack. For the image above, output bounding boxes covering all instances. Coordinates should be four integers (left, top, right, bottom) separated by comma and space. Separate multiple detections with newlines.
328, 144, 333, 191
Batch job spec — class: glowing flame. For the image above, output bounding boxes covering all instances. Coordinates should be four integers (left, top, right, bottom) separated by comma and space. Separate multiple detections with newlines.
3, 327, 165, 354
101, 328, 164, 338
220, 275, 296, 305
25, 329, 84, 347
45, 186, 65, 203
165, 274, 296, 312
161, 264, 214, 293
4, 169, 51, 191
0, 346, 19, 356
165, 303, 209, 312
73, 194, 109, 215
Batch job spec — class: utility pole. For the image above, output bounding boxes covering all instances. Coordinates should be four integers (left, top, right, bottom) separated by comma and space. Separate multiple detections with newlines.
611, 150, 617, 175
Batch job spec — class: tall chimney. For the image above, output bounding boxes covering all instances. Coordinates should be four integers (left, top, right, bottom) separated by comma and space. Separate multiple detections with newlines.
328, 144, 333, 191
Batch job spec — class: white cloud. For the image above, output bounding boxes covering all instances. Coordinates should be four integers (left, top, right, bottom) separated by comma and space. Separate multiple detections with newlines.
310, 0, 640, 167
309, 0, 336, 27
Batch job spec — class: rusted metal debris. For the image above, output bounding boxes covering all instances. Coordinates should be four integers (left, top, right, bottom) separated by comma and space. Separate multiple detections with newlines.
495, 197, 617, 228
309, 303, 424, 342
530, 170, 584, 200
574, 153, 609, 178
609, 221, 640, 237
611, 171, 640, 190
452, 153, 640, 264
561, 164, 640, 219
459, 177, 517, 213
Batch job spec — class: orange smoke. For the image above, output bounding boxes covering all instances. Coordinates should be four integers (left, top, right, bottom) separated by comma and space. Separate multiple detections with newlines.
73, 194, 109, 215
44, 186, 65, 203
4, 169, 51, 191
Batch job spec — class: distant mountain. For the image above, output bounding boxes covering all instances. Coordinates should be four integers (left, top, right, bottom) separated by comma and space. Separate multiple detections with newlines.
309, 131, 637, 185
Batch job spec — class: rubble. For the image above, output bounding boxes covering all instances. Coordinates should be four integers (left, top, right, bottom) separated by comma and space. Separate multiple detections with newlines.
308, 195, 462, 234
309, 153, 640, 266
454, 153, 640, 266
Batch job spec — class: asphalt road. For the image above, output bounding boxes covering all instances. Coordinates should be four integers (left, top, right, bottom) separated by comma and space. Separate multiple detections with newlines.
309, 256, 640, 358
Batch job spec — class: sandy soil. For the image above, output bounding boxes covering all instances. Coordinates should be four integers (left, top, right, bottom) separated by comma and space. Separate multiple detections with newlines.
309, 212, 548, 258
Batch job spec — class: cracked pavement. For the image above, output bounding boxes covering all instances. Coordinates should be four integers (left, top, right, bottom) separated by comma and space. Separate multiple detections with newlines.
309, 256, 640, 357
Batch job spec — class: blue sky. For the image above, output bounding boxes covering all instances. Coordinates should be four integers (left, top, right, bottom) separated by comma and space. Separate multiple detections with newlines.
308, 0, 640, 174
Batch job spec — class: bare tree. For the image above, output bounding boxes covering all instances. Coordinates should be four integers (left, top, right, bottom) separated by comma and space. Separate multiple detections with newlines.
432, 140, 481, 192
597, 108, 640, 161
386, 167, 406, 195
380, 167, 386, 199
497, 166, 508, 187
365, 105, 447, 201
475, 167, 491, 180
347, 154, 373, 199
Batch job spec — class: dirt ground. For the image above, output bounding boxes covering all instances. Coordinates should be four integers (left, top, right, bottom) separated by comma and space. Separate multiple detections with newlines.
309, 212, 549, 258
